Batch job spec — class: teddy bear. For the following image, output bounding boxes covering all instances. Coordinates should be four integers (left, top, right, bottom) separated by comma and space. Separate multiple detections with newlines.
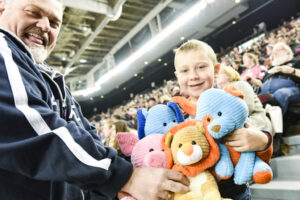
117, 133, 167, 200
196, 86, 272, 185
137, 102, 184, 139
162, 120, 223, 200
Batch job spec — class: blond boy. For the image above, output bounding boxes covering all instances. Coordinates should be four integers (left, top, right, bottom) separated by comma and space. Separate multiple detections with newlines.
173, 40, 273, 200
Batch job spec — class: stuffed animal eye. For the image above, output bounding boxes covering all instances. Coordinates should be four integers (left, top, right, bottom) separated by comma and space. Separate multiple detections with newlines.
192, 141, 196, 145
179, 144, 182, 148
163, 122, 167, 126
173, 120, 176, 123
149, 148, 154, 152
161, 149, 164, 152
218, 112, 222, 116
207, 117, 211, 122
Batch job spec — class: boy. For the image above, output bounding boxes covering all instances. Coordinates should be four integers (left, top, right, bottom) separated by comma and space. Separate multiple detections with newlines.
173, 40, 273, 200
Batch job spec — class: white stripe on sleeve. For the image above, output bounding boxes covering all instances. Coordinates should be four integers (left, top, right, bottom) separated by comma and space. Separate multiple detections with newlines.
0, 33, 111, 170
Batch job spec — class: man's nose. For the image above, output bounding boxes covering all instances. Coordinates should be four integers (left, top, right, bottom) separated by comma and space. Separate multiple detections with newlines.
36, 17, 50, 32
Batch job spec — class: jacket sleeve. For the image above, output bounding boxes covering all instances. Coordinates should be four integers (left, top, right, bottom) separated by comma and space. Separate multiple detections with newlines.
256, 131, 273, 163
0, 41, 132, 197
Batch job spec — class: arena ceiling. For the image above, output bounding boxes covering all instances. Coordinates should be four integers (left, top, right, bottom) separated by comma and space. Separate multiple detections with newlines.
47, 0, 162, 77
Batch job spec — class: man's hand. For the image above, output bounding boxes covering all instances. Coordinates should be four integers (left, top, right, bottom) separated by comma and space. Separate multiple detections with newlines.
121, 167, 190, 200
224, 122, 269, 152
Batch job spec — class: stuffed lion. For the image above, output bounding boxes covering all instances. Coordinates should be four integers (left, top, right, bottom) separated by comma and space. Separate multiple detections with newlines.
162, 120, 223, 200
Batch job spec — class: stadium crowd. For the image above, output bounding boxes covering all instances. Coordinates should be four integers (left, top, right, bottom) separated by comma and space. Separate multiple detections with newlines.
91, 16, 300, 158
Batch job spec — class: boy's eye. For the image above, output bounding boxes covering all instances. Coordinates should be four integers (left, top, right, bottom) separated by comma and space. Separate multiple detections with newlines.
181, 69, 188, 73
197, 65, 205, 69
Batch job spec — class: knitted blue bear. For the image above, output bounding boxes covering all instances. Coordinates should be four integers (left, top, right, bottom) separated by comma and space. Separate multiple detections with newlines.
196, 86, 272, 185
137, 102, 184, 139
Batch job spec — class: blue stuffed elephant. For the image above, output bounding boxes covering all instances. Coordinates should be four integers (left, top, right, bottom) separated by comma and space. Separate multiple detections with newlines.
196, 86, 272, 185
137, 102, 184, 139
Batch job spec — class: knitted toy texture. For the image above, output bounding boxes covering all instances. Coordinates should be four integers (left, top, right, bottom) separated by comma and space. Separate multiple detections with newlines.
137, 102, 184, 139
162, 120, 223, 200
117, 133, 167, 200
117, 133, 166, 168
196, 86, 272, 185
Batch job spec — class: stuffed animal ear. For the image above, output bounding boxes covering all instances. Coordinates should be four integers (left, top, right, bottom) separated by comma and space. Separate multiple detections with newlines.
171, 96, 196, 116
224, 85, 244, 99
196, 121, 204, 134
164, 132, 174, 147
167, 102, 184, 123
137, 108, 148, 139
117, 132, 139, 156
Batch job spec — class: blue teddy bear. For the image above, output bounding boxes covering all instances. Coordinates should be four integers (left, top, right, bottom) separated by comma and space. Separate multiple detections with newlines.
196, 86, 272, 185
137, 102, 184, 139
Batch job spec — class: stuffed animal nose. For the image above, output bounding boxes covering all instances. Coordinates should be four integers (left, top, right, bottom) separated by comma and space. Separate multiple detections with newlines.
182, 144, 193, 156
211, 125, 221, 133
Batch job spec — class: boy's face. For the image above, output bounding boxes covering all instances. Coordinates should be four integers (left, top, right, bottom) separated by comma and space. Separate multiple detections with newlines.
175, 50, 216, 101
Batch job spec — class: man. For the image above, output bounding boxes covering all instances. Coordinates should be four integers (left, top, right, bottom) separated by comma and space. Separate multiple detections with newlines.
0, 0, 189, 199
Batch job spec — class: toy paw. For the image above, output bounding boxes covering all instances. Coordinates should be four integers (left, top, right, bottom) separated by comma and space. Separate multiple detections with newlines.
215, 143, 234, 180
253, 170, 273, 184
216, 173, 232, 180
177, 192, 201, 200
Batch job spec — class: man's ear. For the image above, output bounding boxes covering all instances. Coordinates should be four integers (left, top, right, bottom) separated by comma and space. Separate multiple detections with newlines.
214, 63, 220, 74
0, 0, 5, 15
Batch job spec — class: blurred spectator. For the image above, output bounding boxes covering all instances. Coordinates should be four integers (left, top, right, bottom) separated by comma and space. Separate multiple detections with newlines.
147, 97, 157, 108
241, 53, 268, 93
217, 65, 273, 133
231, 60, 246, 75
263, 44, 274, 67
102, 119, 115, 147
260, 42, 300, 115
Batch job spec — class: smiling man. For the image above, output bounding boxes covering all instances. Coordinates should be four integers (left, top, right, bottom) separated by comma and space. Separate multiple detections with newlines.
1, 0, 62, 63
0, 0, 189, 199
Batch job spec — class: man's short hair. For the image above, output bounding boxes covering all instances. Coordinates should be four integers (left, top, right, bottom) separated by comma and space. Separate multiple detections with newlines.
174, 39, 217, 66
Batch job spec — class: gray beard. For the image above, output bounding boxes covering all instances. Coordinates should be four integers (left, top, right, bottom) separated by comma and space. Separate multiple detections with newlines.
28, 45, 48, 64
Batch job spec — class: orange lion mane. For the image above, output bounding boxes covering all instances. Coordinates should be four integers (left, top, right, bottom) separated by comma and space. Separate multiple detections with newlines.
161, 120, 220, 177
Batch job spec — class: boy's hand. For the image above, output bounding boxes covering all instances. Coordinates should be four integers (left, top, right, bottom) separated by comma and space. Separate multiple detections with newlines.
121, 168, 190, 200
224, 122, 268, 152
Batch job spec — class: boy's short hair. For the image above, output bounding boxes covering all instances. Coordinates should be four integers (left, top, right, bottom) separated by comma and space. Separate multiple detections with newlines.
174, 39, 217, 66
220, 65, 241, 82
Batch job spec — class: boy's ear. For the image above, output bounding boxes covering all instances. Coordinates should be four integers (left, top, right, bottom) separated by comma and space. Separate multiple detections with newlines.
214, 63, 220, 74
174, 70, 178, 78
